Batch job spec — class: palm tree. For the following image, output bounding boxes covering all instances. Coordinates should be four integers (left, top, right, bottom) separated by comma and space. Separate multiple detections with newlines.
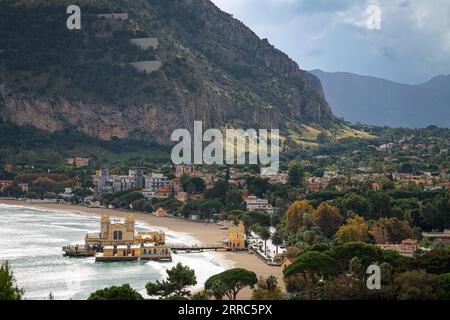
271, 231, 283, 256
265, 275, 278, 292
258, 228, 271, 256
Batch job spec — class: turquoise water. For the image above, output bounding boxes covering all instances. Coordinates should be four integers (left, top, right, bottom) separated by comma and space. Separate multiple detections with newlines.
0, 204, 226, 300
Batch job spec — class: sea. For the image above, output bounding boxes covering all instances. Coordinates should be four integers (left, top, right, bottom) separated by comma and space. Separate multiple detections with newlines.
0, 204, 227, 300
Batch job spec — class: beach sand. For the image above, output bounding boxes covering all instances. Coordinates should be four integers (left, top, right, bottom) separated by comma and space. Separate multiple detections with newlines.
0, 200, 285, 299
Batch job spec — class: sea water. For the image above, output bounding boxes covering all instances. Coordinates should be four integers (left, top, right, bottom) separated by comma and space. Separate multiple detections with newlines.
0, 204, 226, 300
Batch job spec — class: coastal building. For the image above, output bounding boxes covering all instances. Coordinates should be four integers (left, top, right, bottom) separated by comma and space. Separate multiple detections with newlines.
95, 245, 141, 262
85, 214, 136, 246
141, 189, 156, 199
155, 207, 167, 217
144, 173, 171, 191
260, 172, 288, 184
155, 186, 172, 199
307, 178, 323, 193
93, 169, 144, 197
280, 258, 294, 271
176, 165, 196, 178
244, 196, 275, 215
65, 157, 90, 168
226, 221, 246, 251
377, 239, 420, 257
141, 244, 172, 261
17, 183, 29, 193
422, 230, 450, 245
95, 244, 172, 262
0, 180, 13, 192
175, 191, 189, 202
134, 231, 165, 245
3, 163, 14, 171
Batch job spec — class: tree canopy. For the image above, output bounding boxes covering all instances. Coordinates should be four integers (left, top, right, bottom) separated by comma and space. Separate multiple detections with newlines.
205, 268, 257, 300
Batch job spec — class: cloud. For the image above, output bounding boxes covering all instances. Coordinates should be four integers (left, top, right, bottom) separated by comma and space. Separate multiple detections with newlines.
211, 0, 450, 84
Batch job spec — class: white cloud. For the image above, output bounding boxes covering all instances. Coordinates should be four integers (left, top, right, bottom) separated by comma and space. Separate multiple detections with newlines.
211, 0, 450, 83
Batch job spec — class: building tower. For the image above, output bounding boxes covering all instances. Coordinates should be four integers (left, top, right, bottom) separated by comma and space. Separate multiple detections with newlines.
100, 214, 110, 239
227, 221, 246, 250
125, 214, 135, 233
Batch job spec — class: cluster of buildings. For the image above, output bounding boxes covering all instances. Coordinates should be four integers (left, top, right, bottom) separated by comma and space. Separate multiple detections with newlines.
306, 171, 340, 193
304, 168, 450, 194
93, 169, 149, 197
375, 230, 450, 258
63, 213, 247, 262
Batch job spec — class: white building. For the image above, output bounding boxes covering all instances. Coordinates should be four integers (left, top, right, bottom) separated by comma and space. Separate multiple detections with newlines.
244, 196, 275, 215
93, 169, 144, 197
144, 173, 171, 191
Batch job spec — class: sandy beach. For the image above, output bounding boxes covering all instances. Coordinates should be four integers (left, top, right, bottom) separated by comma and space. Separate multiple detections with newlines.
0, 199, 285, 299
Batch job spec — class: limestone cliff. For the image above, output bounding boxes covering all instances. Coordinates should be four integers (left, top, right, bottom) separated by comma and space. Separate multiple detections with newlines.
0, 0, 334, 143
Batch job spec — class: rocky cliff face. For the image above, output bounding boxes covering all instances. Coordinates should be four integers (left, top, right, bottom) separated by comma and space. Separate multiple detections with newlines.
0, 0, 333, 143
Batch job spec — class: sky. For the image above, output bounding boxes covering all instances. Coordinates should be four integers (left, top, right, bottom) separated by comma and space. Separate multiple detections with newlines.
211, 0, 450, 84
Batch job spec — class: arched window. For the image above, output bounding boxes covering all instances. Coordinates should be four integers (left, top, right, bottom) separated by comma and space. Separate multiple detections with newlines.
113, 230, 123, 240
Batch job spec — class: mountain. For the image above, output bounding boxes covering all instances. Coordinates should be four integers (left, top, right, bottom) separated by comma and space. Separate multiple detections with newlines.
0, 0, 334, 144
310, 69, 450, 128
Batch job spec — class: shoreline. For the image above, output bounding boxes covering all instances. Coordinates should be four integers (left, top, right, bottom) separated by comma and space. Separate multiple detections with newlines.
0, 199, 285, 299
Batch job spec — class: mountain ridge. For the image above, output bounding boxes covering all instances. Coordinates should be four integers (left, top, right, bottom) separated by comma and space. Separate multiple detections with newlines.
311, 69, 450, 128
0, 0, 335, 144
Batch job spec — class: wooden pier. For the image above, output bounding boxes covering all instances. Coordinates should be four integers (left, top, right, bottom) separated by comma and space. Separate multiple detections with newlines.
171, 245, 225, 253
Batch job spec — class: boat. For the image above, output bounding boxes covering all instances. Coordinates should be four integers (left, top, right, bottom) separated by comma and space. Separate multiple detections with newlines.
62, 245, 96, 257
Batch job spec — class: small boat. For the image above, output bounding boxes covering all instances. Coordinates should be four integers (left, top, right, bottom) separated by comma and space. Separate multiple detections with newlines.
62, 245, 96, 257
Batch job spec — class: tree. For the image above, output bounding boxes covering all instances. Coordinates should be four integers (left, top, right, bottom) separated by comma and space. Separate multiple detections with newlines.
206, 279, 227, 300
288, 165, 303, 188
245, 176, 272, 198
205, 180, 230, 202
420, 193, 450, 231
0, 261, 24, 300
329, 243, 384, 274
335, 216, 370, 244
368, 192, 392, 218
341, 193, 370, 216
437, 273, 450, 300
146, 263, 197, 298
132, 198, 153, 213
283, 251, 335, 299
182, 177, 205, 194
317, 132, 331, 144
312, 203, 343, 238
88, 284, 143, 300
323, 275, 370, 300
252, 276, 284, 300
284, 200, 314, 233
224, 189, 245, 212
394, 270, 438, 300
271, 230, 284, 256
257, 227, 271, 256
371, 217, 413, 244
413, 249, 450, 275
205, 268, 257, 300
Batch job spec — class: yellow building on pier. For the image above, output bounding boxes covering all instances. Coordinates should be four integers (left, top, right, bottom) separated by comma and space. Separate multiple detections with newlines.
226, 221, 246, 250
85, 214, 165, 246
